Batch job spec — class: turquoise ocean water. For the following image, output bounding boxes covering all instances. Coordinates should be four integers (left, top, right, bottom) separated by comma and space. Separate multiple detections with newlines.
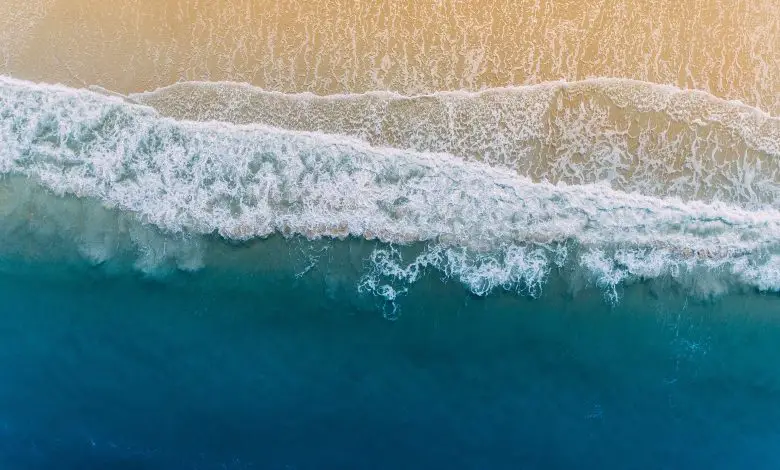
0, 76, 779, 468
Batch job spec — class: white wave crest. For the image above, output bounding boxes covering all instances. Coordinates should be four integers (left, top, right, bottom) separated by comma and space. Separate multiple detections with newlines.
132, 78, 780, 208
1, 76, 779, 299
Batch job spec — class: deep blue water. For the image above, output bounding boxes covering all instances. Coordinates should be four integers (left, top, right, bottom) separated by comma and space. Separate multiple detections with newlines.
1, 246, 780, 469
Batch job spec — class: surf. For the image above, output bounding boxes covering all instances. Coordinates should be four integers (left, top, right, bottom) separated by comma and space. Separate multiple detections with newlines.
131, 78, 780, 208
0, 76, 778, 304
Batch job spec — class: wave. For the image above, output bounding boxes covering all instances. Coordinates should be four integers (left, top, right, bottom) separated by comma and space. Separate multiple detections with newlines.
1, 76, 779, 302
130, 79, 780, 209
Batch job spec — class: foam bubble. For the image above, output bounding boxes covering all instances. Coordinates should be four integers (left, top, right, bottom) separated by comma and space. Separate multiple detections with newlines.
1, 76, 779, 300
131, 79, 780, 209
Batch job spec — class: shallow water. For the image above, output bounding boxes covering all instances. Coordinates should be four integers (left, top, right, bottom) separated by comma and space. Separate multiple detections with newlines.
1, 0, 778, 114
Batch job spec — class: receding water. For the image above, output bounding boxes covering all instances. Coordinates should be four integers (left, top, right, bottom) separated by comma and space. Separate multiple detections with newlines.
2, 0, 778, 114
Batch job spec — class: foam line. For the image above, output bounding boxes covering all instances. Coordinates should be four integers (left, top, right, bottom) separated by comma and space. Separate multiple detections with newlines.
1, 76, 778, 299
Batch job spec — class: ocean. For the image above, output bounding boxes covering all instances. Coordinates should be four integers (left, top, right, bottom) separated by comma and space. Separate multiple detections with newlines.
1, 248, 779, 469
0, 1, 779, 468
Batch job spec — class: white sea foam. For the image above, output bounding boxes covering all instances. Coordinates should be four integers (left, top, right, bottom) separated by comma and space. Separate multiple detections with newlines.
0, 76, 779, 300
132, 78, 780, 208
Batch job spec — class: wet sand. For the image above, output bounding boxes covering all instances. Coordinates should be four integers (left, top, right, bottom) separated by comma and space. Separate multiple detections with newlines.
131, 79, 780, 206
0, 0, 778, 114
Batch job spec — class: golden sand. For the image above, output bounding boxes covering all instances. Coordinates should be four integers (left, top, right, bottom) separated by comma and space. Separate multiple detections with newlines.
0, 0, 778, 114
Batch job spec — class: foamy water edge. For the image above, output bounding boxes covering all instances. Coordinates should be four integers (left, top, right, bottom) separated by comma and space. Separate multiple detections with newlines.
1, 76, 778, 303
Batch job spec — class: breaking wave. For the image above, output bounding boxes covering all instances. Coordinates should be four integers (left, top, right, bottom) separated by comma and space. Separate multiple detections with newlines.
132, 79, 780, 208
1, 76, 779, 304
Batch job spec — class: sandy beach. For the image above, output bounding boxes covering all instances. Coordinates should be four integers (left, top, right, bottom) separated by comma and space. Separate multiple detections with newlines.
0, 0, 777, 114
